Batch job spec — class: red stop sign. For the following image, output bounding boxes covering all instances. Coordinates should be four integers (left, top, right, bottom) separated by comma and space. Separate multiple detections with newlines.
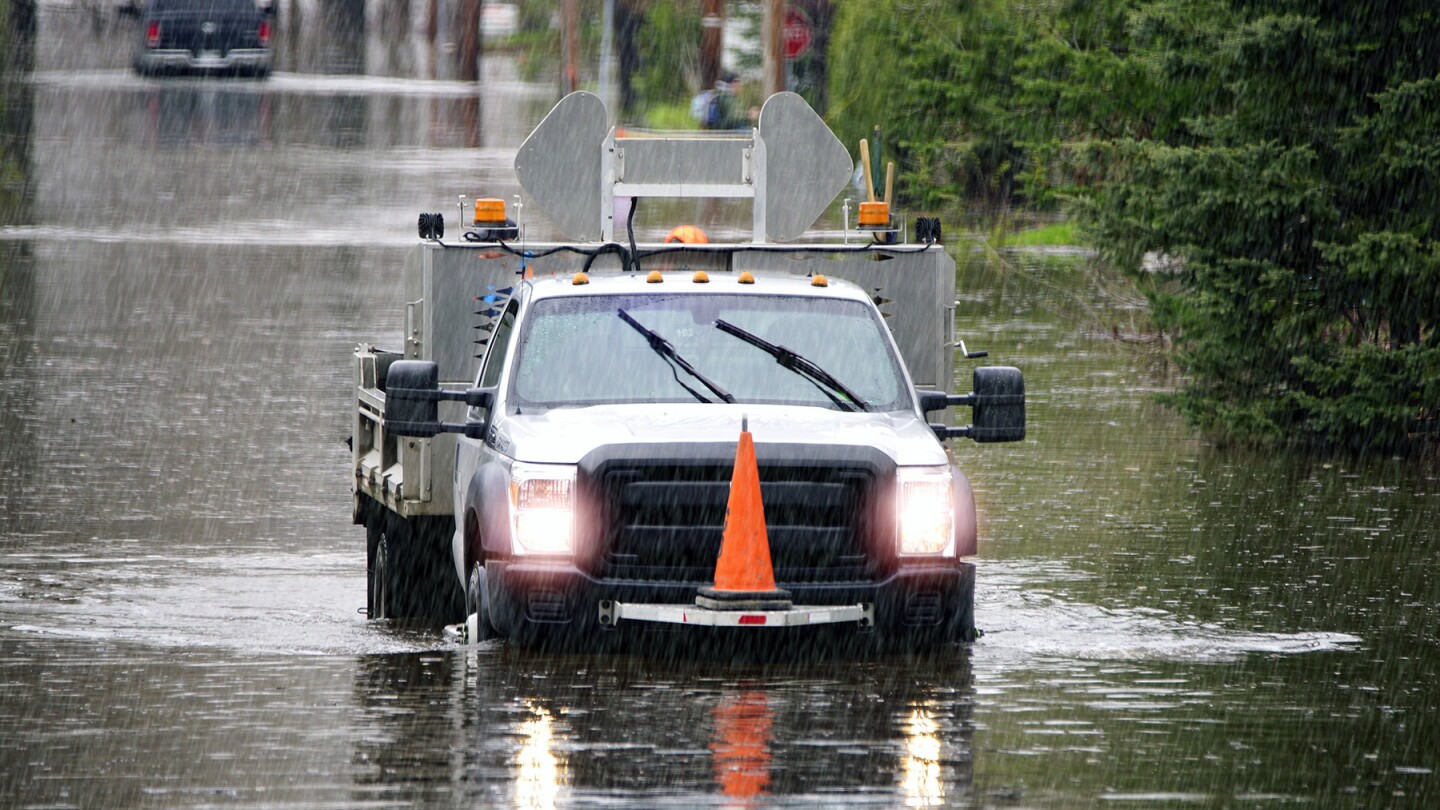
783, 9, 811, 59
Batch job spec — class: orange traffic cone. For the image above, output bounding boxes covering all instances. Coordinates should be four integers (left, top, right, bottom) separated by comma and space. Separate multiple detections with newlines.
696, 419, 793, 611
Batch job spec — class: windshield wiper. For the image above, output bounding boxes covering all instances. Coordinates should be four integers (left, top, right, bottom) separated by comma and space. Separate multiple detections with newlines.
713, 319, 869, 412
618, 308, 735, 404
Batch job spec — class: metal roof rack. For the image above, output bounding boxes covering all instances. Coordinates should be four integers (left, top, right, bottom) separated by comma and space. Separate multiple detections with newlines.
515, 91, 853, 244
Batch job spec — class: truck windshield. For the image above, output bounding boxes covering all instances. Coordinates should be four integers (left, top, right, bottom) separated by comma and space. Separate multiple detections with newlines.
511, 293, 910, 411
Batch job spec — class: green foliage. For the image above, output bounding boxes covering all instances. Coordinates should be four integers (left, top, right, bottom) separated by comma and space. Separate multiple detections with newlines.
998, 221, 1079, 248
1081, 1, 1440, 453
517, 0, 558, 34
826, 0, 1439, 452
827, 0, 1146, 209
828, 0, 1013, 207
642, 101, 700, 130
0, 0, 35, 225
630, 2, 701, 107
498, 0, 607, 83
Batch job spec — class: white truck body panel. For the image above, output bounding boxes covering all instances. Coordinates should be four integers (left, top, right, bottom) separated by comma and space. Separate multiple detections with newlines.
352, 243, 957, 519
493, 405, 949, 467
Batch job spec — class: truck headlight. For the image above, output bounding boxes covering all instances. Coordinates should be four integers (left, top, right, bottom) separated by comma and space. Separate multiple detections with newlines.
510, 463, 576, 556
897, 467, 955, 557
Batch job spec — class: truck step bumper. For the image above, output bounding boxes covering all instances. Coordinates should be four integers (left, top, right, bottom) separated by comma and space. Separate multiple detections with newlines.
484, 560, 975, 650
599, 600, 873, 629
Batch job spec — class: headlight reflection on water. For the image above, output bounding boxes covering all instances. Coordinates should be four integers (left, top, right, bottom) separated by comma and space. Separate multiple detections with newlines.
515, 703, 566, 810
901, 705, 944, 807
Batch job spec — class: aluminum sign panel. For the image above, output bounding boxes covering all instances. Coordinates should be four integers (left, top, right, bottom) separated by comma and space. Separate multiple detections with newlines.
514, 91, 607, 241
758, 92, 853, 241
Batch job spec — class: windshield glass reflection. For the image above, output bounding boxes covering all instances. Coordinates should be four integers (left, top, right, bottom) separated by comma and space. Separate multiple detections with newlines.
512, 293, 908, 411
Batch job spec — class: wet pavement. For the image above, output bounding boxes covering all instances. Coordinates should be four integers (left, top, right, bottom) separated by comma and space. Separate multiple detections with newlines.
3, 5, 1440, 807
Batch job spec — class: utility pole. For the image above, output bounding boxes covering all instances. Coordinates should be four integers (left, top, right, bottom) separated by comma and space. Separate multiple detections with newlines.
562, 0, 579, 93
763, 0, 784, 96
599, 0, 616, 115
700, 0, 724, 90
458, 0, 481, 82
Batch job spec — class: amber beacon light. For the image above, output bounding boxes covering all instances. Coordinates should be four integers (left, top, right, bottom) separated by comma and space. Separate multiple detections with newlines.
473, 198, 507, 227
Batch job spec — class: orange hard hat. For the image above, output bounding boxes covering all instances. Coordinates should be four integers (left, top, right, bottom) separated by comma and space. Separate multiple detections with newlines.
664, 225, 709, 244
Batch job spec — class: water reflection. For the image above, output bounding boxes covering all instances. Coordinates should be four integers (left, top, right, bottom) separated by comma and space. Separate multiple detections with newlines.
0, 6, 37, 542
515, 703, 566, 809
342, 649, 978, 806
4, 5, 1440, 808
145, 86, 272, 147
957, 249, 1440, 803
0, 241, 36, 544
711, 689, 773, 804
900, 705, 943, 807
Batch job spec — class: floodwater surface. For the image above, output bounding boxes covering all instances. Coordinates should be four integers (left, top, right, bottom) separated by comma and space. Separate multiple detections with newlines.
2, 6, 1439, 808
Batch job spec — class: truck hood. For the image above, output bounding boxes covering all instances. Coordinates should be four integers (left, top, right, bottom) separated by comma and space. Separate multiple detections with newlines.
499, 403, 948, 467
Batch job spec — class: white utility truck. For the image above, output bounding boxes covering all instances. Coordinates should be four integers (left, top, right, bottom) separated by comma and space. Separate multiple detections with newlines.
351, 92, 1024, 650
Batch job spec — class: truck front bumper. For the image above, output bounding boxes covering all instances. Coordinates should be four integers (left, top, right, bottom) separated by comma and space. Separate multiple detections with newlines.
484, 560, 976, 650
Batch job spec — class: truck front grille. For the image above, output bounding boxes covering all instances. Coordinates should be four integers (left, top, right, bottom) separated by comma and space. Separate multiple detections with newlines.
591, 461, 880, 584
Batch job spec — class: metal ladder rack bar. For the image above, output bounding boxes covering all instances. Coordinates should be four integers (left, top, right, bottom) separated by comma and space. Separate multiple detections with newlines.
602, 130, 766, 241
515, 91, 848, 245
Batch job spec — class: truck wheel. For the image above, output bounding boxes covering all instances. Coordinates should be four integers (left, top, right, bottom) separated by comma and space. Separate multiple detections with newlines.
370, 530, 391, 620
466, 565, 495, 642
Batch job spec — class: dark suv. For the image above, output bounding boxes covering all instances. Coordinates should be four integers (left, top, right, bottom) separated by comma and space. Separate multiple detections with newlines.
133, 0, 273, 78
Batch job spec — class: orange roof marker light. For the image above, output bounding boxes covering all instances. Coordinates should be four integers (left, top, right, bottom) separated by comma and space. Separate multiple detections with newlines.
811, 274, 829, 287
665, 225, 708, 244
646, 270, 664, 284
695, 417, 793, 612
737, 272, 756, 284
692, 271, 710, 283
572, 272, 590, 285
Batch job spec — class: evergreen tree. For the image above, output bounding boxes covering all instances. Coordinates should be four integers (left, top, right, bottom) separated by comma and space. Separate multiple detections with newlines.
1080, 0, 1440, 452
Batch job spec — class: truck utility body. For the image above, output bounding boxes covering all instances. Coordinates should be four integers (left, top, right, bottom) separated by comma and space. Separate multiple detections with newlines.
352, 92, 1025, 651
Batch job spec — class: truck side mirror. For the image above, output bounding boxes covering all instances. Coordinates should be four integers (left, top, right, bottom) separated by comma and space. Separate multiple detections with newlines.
384, 360, 495, 439
384, 361, 443, 437
920, 366, 1026, 442
970, 366, 1025, 442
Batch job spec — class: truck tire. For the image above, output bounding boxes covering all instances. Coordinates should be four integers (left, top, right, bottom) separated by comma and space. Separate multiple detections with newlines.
466, 565, 496, 642
369, 511, 412, 620
365, 509, 463, 625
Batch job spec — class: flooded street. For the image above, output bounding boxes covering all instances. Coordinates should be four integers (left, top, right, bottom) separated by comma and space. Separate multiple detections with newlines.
3, 5, 1440, 807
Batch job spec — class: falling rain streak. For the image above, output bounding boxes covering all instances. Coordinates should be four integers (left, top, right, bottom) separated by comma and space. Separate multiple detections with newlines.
1, 3, 1438, 807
